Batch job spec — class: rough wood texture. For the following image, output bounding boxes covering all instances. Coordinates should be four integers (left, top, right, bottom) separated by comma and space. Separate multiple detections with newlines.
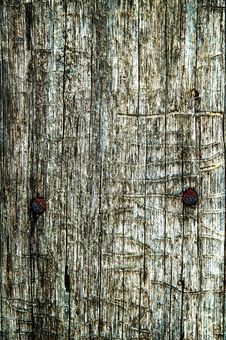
0, 0, 225, 339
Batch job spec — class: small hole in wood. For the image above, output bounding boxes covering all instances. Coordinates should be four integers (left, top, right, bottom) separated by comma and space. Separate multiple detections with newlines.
190, 88, 199, 98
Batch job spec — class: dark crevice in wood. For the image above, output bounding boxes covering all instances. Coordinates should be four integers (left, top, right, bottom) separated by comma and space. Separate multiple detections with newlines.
65, 170, 70, 326
64, 265, 70, 293
196, 109, 202, 339
60, 1, 68, 181
137, 2, 141, 339
168, 259, 173, 340
164, 1, 168, 338
179, 278, 185, 340
164, 0, 168, 276
180, 129, 185, 340
143, 0, 147, 285
196, 311, 199, 340
27, 3, 36, 333
223, 2, 226, 337
95, 2, 107, 337
25, 3, 32, 51
0, 36, 4, 334
97, 156, 103, 338
60, 2, 71, 338
143, 125, 147, 283
86, 13, 94, 337
194, 8, 202, 336
138, 268, 142, 340
29, 236, 35, 338
122, 188, 125, 340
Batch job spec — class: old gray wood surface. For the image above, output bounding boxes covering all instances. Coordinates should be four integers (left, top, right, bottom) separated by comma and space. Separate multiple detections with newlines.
0, 0, 225, 339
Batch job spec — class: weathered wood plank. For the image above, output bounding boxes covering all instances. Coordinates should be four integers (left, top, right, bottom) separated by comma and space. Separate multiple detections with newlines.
0, 0, 225, 339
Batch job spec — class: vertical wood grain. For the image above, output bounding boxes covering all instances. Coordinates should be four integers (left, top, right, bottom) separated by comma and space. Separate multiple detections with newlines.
0, 0, 225, 339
